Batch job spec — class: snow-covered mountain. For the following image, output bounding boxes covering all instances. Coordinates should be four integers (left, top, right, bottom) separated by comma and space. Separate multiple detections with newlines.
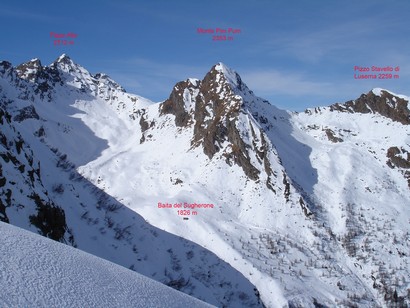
0, 54, 409, 307
0, 221, 214, 308
0, 55, 263, 307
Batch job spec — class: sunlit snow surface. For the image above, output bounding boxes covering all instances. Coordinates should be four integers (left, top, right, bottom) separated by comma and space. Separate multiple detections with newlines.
372, 87, 410, 100
0, 222, 214, 307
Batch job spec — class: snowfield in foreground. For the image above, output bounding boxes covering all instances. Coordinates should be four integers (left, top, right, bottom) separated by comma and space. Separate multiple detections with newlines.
0, 222, 214, 308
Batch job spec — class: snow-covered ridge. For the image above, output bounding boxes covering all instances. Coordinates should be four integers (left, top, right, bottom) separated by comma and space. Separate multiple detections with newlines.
215, 62, 240, 87
372, 87, 410, 101
0, 222, 214, 308
303, 88, 410, 125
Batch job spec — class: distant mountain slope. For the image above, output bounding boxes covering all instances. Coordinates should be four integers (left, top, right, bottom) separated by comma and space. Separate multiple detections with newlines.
0, 221, 214, 308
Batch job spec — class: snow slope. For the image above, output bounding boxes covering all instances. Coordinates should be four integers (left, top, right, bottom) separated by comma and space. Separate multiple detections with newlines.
0, 221, 214, 308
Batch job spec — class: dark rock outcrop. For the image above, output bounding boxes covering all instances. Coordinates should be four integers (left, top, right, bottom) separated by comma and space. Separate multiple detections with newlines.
28, 192, 67, 242
13, 105, 40, 122
386, 146, 410, 189
324, 128, 343, 143
160, 80, 191, 127
330, 90, 410, 125
386, 146, 410, 169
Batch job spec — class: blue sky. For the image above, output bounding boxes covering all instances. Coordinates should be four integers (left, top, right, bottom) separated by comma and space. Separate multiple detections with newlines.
1, 0, 409, 110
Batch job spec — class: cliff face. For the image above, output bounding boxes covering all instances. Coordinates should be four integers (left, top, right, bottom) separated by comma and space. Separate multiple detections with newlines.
0, 106, 68, 242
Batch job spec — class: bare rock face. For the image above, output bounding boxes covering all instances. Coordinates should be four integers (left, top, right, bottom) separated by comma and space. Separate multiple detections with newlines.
324, 128, 343, 143
386, 146, 410, 189
160, 80, 192, 127
330, 90, 410, 125
387, 146, 410, 169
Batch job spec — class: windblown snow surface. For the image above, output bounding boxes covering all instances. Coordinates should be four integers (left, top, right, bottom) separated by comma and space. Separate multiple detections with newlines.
0, 221, 214, 308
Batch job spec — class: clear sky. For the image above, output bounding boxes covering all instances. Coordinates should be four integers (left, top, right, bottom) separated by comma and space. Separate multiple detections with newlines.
1, 0, 409, 110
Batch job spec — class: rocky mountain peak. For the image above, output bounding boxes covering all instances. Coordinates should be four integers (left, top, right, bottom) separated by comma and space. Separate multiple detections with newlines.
159, 64, 264, 180
0, 61, 13, 76
330, 88, 410, 124
160, 63, 246, 127
160, 63, 256, 131
18, 58, 42, 68
50, 54, 79, 75
55, 53, 72, 64
160, 63, 246, 132
16, 58, 44, 83
213, 62, 246, 92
